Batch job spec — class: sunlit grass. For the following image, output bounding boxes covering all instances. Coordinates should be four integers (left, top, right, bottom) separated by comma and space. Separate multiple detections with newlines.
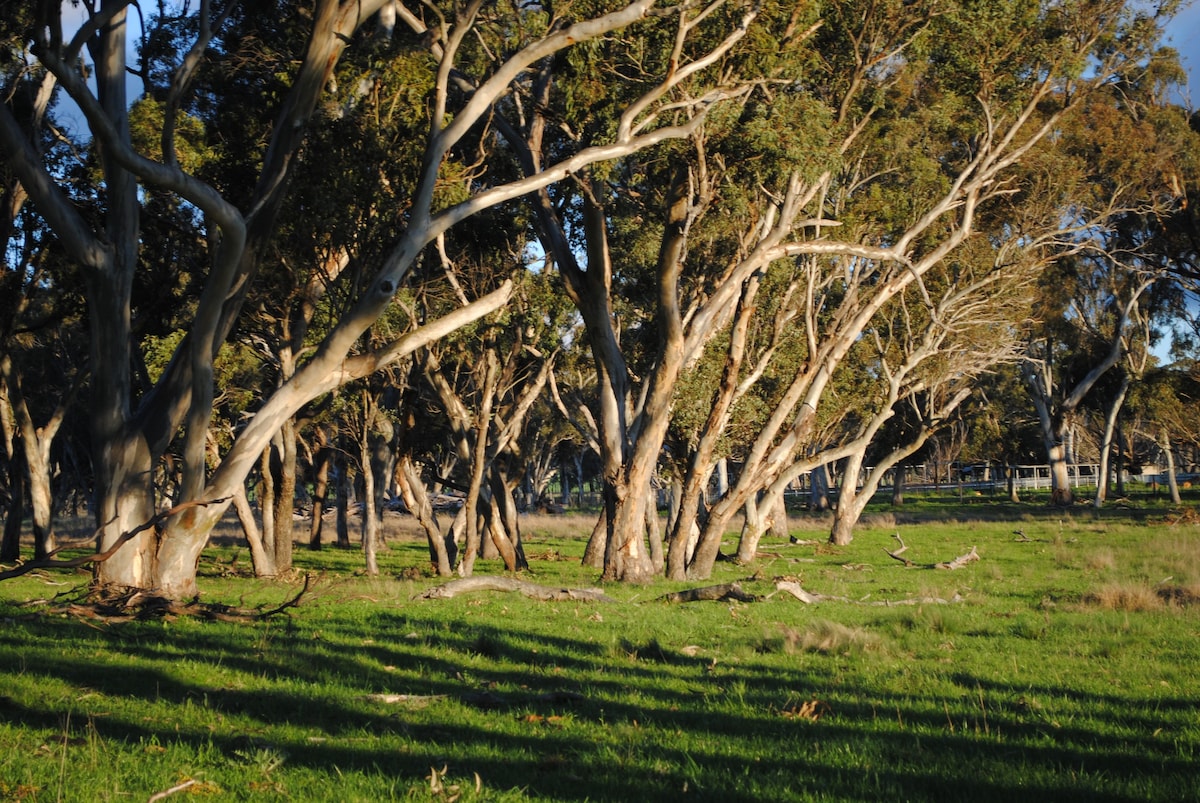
1, 495, 1199, 800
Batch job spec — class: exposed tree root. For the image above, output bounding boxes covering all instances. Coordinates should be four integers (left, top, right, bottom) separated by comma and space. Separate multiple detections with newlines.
415, 576, 618, 602
23, 573, 314, 623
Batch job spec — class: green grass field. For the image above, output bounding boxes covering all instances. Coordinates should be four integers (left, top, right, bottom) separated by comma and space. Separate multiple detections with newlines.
1, 495, 1198, 801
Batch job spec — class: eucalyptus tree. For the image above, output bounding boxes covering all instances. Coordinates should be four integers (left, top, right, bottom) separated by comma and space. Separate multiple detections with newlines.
1019, 47, 1192, 505
0, 2, 87, 562
960, 365, 1043, 502
824, 240, 1039, 545
2, 0, 741, 599
415, 267, 562, 576
671, 0, 1182, 577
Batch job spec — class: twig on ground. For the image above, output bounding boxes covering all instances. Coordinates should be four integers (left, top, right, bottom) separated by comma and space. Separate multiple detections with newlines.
147, 779, 199, 802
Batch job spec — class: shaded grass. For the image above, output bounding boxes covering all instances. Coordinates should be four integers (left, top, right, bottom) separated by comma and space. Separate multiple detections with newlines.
0, 503, 1199, 801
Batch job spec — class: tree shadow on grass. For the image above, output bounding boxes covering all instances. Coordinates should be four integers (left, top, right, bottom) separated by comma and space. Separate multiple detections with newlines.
0, 607, 1197, 801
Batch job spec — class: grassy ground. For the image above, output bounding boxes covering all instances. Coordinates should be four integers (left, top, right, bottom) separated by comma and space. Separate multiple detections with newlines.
1, 493, 1199, 801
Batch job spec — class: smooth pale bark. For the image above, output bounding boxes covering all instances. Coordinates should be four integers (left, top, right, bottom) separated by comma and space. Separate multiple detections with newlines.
668, 274, 759, 578
360, 394, 380, 577
771, 493, 789, 540
1159, 430, 1181, 505
7, 0, 672, 599
232, 484, 275, 577
0, 356, 75, 560
645, 487, 664, 574
1094, 373, 1129, 508
1025, 287, 1149, 507
396, 455, 454, 576
735, 496, 765, 564
582, 509, 607, 569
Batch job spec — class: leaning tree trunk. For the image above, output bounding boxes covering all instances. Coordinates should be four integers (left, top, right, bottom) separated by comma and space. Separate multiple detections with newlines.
735, 486, 788, 564
735, 495, 766, 564
259, 447, 277, 560
645, 486, 664, 573
232, 483, 275, 577
396, 455, 454, 576
1160, 429, 1181, 505
829, 449, 867, 546
582, 508, 607, 568
1094, 374, 1129, 508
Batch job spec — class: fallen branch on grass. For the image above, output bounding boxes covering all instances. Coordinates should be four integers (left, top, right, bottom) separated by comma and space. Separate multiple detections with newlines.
147, 779, 199, 802
415, 576, 617, 602
656, 582, 759, 603
772, 580, 964, 606
883, 534, 979, 570
28, 572, 315, 623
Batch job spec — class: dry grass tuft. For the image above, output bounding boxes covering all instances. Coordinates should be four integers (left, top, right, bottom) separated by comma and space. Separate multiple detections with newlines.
1083, 584, 1162, 611
1085, 548, 1116, 572
861, 512, 897, 529
1080, 582, 1200, 611
768, 620, 881, 655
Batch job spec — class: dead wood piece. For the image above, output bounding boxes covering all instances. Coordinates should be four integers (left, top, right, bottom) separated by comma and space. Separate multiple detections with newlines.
935, 546, 979, 570
883, 533, 913, 566
772, 579, 963, 607
147, 779, 200, 802
36, 573, 315, 623
416, 576, 617, 603
656, 582, 758, 604
772, 581, 845, 604
884, 534, 980, 570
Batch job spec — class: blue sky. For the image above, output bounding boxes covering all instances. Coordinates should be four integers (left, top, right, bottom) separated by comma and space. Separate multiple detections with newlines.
1164, 3, 1200, 107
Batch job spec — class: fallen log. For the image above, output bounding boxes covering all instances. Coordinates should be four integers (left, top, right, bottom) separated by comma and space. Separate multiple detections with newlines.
415, 576, 617, 603
773, 579, 963, 606
656, 582, 758, 603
